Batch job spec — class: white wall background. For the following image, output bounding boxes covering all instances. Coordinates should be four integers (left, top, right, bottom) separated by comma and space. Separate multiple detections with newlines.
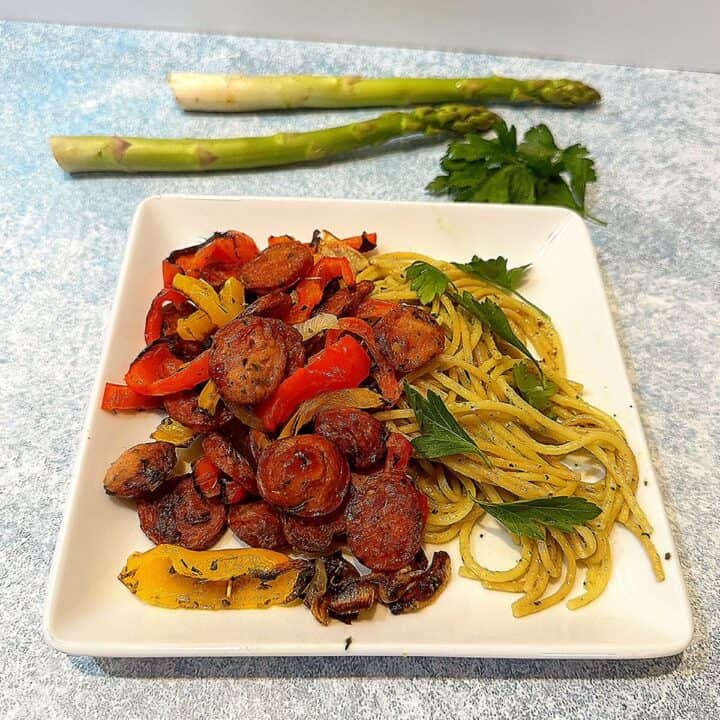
2, 0, 718, 73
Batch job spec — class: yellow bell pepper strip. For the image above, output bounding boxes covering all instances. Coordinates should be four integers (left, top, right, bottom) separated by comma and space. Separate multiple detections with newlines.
176, 276, 245, 341
177, 309, 215, 341
172, 274, 230, 326
151, 417, 196, 447
218, 276, 245, 316
197, 379, 221, 415
118, 544, 312, 610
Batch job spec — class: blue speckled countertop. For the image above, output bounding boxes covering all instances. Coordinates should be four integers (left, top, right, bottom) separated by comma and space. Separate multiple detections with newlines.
1, 19, 718, 719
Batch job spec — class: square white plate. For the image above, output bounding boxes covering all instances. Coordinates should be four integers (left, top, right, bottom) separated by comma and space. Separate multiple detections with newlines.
44, 195, 692, 658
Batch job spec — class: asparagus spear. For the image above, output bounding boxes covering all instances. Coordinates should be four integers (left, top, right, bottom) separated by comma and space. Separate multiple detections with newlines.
50, 104, 500, 174
169, 73, 600, 112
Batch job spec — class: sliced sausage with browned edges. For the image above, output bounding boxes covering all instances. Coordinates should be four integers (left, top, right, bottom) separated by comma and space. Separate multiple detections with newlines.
103, 441, 176, 499
137, 475, 226, 550
373, 304, 445, 373
314, 407, 385, 470
209, 317, 287, 406
346, 471, 424, 571
239, 242, 314, 294
281, 503, 347, 554
228, 500, 286, 550
202, 432, 257, 495
163, 390, 233, 433
256, 435, 350, 517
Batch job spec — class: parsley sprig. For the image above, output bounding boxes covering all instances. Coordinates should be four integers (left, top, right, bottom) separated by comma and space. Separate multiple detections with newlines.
513, 361, 557, 413
405, 261, 451, 304
404, 382, 491, 466
405, 260, 542, 372
450, 291, 541, 374
474, 496, 601, 540
403, 380, 600, 538
427, 120, 603, 223
452, 255, 546, 317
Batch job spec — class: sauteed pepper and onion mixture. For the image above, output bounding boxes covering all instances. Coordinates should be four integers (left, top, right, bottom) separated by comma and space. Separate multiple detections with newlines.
105, 229, 451, 624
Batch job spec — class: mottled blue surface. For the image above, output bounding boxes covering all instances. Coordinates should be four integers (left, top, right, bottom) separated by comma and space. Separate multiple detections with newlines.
1, 19, 719, 720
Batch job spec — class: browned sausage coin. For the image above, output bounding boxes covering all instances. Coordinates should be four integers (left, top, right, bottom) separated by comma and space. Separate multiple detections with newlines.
209, 317, 287, 406
314, 407, 386, 470
346, 471, 424, 571
256, 435, 350, 517
239, 242, 314, 294
137, 475, 226, 550
163, 390, 233, 433
374, 304, 445, 373
243, 290, 293, 319
202, 432, 257, 494
281, 503, 346, 554
318, 280, 375, 317
265, 319, 306, 374
227, 500, 286, 550
103, 441, 176, 498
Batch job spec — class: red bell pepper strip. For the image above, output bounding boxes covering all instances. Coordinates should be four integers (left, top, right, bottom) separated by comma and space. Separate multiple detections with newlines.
101, 383, 163, 411
341, 231, 377, 251
193, 456, 222, 498
162, 259, 182, 289
163, 231, 260, 287
125, 341, 210, 396
144, 288, 187, 345
324, 317, 401, 404
286, 256, 356, 323
255, 335, 371, 432
355, 298, 398, 319
384, 432, 413, 473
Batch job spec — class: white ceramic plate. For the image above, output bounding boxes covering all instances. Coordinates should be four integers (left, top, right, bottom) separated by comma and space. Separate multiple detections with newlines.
44, 195, 692, 658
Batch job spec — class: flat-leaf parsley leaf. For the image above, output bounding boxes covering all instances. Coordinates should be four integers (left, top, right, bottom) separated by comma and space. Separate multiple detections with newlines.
427, 119, 603, 223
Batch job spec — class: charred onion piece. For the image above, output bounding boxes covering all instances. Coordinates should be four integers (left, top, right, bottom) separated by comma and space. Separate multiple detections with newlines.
387, 551, 451, 614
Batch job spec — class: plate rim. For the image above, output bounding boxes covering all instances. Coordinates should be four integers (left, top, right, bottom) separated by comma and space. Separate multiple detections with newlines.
43, 194, 694, 658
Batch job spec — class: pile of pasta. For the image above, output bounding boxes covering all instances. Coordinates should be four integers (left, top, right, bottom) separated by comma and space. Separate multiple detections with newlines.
359, 252, 664, 617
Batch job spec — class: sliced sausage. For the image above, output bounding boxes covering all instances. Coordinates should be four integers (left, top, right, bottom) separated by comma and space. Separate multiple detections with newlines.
103, 441, 176, 498
202, 432, 257, 494
243, 290, 293, 319
163, 390, 233, 433
256, 435, 350, 517
346, 471, 425, 571
209, 317, 287, 405
239, 241, 314, 294
317, 280, 375, 317
228, 500, 286, 549
137, 475, 226, 550
281, 504, 346, 554
374, 304, 445, 373
267, 319, 306, 374
314, 407, 386, 470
